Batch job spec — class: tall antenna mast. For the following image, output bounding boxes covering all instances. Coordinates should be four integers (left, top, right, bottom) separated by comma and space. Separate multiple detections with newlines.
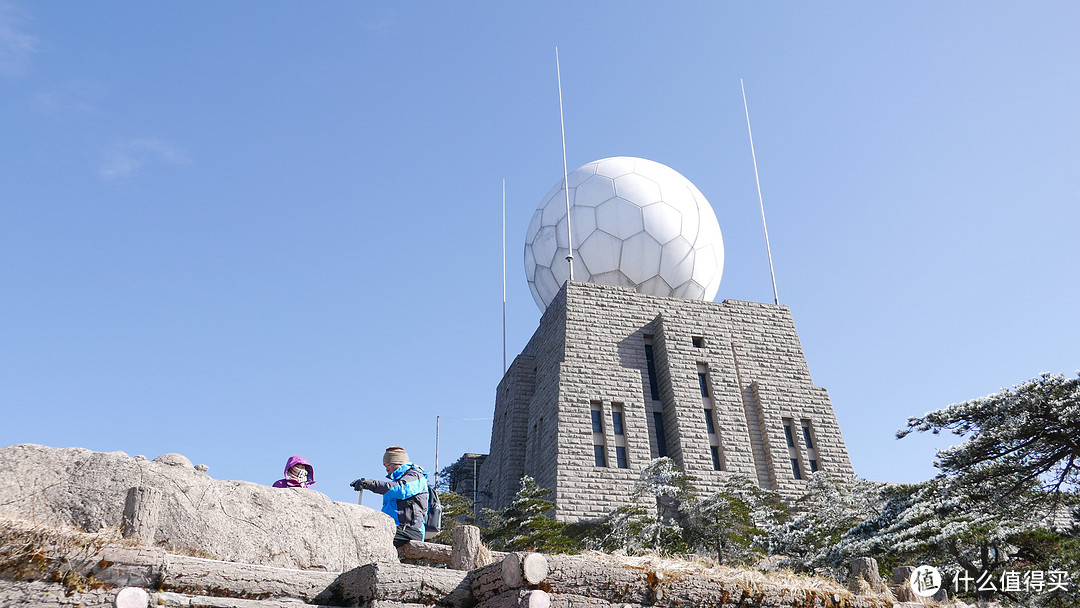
556, 47, 574, 281
741, 79, 779, 306
502, 179, 507, 373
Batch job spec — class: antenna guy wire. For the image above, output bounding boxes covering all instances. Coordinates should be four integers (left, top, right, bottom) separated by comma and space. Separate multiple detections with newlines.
502, 179, 507, 373
741, 79, 779, 305
556, 47, 574, 281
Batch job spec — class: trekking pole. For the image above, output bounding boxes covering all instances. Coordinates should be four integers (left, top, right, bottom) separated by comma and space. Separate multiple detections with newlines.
357, 488, 364, 506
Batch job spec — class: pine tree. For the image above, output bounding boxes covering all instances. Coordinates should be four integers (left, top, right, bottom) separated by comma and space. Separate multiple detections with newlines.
479, 476, 574, 553
760, 472, 882, 575
899, 371, 1080, 514
685, 474, 786, 565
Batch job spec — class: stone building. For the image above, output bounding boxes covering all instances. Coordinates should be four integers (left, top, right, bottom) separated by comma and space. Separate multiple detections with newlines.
475, 280, 853, 522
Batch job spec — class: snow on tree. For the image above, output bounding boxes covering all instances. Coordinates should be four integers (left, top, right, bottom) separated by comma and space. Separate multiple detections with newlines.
899, 371, 1080, 516
587, 458, 696, 555
760, 472, 883, 576
685, 474, 786, 565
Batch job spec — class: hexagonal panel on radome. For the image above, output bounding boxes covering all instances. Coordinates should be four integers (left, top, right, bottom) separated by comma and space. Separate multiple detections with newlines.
591, 270, 635, 289
595, 198, 644, 240
673, 279, 706, 301
578, 230, 623, 276
691, 245, 720, 292
567, 163, 597, 189
572, 175, 617, 207
614, 172, 662, 206
550, 248, 588, 287
620, 231, 664, 285
660, 237, 695, 287
555, 206, 597, 249
542, 191, 569, 227
639, 275, 674, 298
595, 157, 637, 179
642, 202, 683, 245
662, 179, 700, 218
533, 266, 561, 308
531, 225, 559, 268
526, 209, 543, 242
524, 245, 536, 281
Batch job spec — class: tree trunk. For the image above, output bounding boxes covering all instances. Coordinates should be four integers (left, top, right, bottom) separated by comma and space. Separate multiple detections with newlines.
502, 552, 548, 588
346, 561, 473, 607
451, 525, 485, 570
121, 486, 162, 545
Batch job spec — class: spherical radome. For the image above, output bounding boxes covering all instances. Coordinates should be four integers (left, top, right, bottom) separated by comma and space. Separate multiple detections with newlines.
524, 156, 724, 310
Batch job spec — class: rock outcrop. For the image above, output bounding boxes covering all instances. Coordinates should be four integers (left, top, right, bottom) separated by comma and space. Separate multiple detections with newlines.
0, 444, 396, 570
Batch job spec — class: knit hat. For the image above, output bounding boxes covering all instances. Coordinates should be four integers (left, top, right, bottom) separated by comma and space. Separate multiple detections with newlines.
383, 446, 409, 466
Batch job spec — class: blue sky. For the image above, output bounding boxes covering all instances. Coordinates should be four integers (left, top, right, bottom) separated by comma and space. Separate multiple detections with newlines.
2, 2, 1077, 508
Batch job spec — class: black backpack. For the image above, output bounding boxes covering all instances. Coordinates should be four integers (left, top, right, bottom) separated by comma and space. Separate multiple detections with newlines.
426, 478, 442, 533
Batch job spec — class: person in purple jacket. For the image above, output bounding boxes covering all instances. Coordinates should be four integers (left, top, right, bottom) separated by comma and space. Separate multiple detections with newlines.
273, 455, 315, 488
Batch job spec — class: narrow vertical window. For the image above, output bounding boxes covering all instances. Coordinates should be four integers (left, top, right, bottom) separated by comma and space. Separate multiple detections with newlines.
611, 403, 628, 468
791, 459, 802, 480
644, 341, 660, 401
652, 412, 668, 458
784, 423, 795, 448
591, 402, 607, 468
801, 419, 820, 473
699, 362, 724, 471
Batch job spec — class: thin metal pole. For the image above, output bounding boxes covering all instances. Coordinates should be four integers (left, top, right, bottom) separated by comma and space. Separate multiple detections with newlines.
741, 79, 779, 305
502, 179, 507, 373
434, 415, 440, 487
556, 47, 574, 281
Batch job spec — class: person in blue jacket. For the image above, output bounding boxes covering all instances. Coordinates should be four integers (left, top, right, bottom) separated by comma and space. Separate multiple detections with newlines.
351, 446, 429, 547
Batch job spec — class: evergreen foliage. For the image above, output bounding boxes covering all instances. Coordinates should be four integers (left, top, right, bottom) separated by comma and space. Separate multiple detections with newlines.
429, 489, 474, 545
685, 474, 786, 565
586, 458, 784, 563
899, 371, 1080, 510
479, 476, 575, 553
760, 472, 882, 575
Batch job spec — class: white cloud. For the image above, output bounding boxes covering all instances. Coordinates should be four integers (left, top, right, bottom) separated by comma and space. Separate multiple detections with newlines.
0, 2, 39, 77
99, 138, 190, 180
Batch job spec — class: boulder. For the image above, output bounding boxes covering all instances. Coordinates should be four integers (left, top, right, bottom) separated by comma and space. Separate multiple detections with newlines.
0, 444, 395, 570
848, 556, 885, 594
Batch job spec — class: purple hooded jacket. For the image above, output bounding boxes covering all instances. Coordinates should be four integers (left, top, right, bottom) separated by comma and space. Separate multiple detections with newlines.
273, 455, 315, 488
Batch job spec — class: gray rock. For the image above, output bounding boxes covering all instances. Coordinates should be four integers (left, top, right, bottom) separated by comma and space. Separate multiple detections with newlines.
153, 453, 193, 467
893, 565, 916, 585
848, 556, 885, 594
0, 443, 396, 570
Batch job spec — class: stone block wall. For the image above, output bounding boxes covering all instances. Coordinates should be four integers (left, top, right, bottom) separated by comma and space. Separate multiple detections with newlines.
477, 281, 854, 521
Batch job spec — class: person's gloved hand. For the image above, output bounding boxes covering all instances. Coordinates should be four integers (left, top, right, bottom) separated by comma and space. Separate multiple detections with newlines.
350, 478, 367, 491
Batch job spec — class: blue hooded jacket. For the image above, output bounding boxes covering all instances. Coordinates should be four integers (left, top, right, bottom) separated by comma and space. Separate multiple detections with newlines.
362, 462, 429, 535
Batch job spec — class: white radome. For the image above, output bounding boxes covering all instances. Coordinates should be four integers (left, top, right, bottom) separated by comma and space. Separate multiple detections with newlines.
525, 156, 724, 310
